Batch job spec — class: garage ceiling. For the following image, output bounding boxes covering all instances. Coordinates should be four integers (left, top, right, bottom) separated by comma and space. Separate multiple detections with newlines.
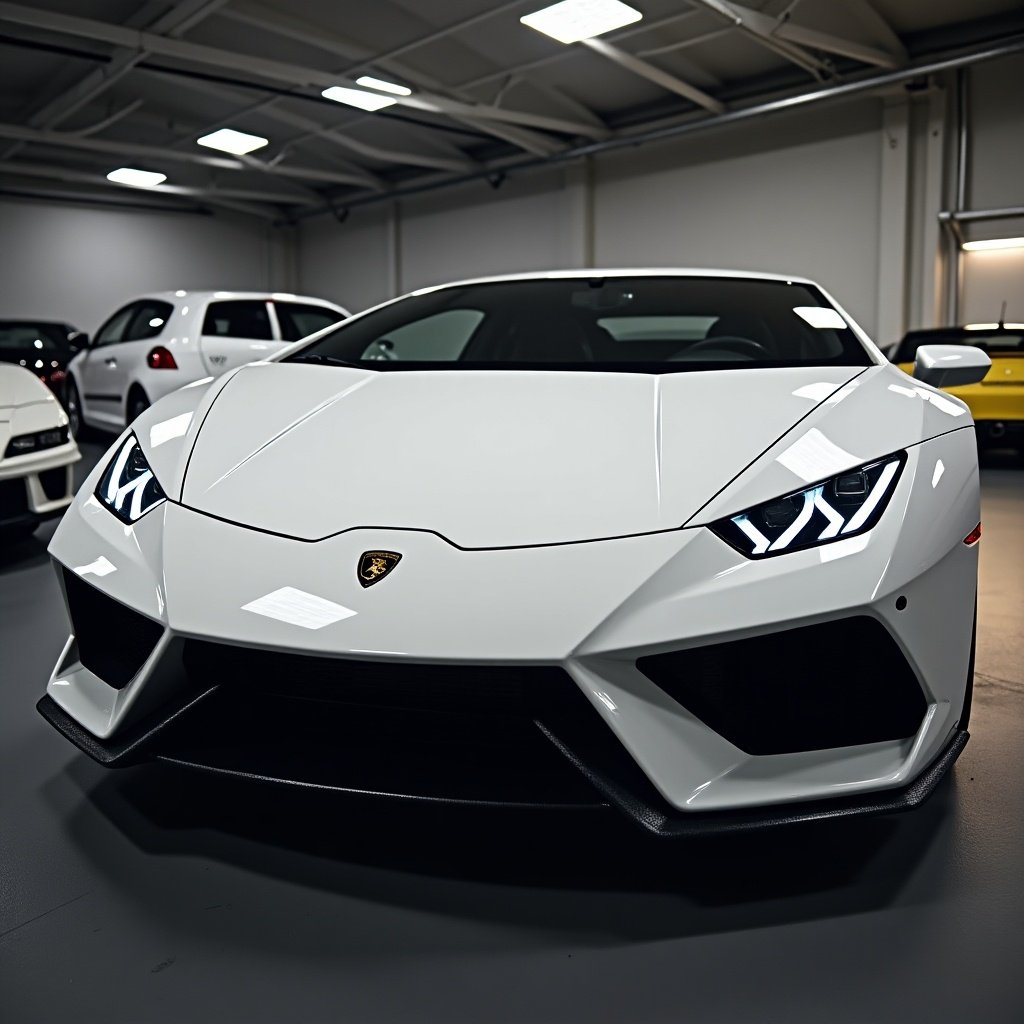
0, 0, 1022, 220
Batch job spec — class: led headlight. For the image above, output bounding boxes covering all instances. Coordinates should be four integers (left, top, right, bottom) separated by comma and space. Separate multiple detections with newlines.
709, 452, 905, 558
96, 434, 166, 523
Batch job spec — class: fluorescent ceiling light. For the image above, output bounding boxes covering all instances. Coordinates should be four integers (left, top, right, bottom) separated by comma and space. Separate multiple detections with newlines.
321, 85, 396, 111
196, 127, 269, 155
521, 0, 642, 44
965, 322, 1024, 330
962, 236, 1024, 251
107, 167, 166, 188
355, 75, 412, 96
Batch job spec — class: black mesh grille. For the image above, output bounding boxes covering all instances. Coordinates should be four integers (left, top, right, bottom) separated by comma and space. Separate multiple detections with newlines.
637, 617, 927, 755
39, 466, 67, 501
62, 568, 164, 689
182, 640, 576, 718
0, 478, 29, 522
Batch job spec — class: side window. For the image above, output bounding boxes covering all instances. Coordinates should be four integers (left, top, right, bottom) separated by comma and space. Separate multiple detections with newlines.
202, 300, 273, 340
360, 309, 484, 361
94, 304, 137, 347
124, 300, 175, 342
276, 302, 344, 342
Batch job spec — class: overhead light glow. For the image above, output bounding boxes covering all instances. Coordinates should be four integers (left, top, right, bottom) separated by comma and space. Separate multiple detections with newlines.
521, 0, 642, 45
962, 236, 1024, 251
196, 128, 269, 155
321, 86, 397, 111
355, 75, 412, 96
107, 167, 167, 188
965, 322, 1024, 330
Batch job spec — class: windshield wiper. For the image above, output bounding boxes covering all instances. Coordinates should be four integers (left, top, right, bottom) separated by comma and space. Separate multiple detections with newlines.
289, 353, 362, 369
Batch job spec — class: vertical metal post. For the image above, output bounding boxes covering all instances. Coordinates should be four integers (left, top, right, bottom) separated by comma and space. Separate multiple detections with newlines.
950, 67, 969, 323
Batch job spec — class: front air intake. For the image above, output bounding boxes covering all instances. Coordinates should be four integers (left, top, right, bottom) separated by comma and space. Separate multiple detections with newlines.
61, 568, 164, 689
637, 617, 927, 755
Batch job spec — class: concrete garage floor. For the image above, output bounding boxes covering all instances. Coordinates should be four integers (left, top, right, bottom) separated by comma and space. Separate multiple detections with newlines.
1, 442, 1022, 1024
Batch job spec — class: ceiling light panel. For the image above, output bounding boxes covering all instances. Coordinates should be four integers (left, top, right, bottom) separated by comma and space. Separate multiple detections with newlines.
355, 75, 412, 96
196, 128, 269, 155
521, 0, 642, 45
961, 237, 1024, 252
321, 86, 397, 111
107, 168, 167, 188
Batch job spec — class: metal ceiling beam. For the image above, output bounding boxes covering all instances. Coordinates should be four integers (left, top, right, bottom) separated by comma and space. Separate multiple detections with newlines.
580, 38, 725, 114
142, 73, 481, 174
0, 160, 298, 217
460, 9, 710, 91
0, 122, 381, 190
0, 2, 607, 140
772, 12, 905, 68
846, 0, 909, 64
688, 0, 832, 77
288, 31, 1024, 220
221, 0, 574, 156
0, 0, 228, 161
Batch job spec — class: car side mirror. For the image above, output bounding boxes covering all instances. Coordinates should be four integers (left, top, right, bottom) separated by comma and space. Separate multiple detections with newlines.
67, 332, 89, 353
912, 344, 991, 387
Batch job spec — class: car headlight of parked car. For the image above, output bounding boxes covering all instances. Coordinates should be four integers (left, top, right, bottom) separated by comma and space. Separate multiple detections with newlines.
710, 452, 906, 558
96, 434, 167, 523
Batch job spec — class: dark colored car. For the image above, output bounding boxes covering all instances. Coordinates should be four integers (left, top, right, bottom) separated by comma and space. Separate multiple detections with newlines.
0, 321, 86, 410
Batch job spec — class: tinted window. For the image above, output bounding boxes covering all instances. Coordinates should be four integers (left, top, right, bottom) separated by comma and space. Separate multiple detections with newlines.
894, 330, 1024, 362
202, 300, 273, 340
124, 300, 174, 342
95, 304, 137, 346
276, 302, 343, 342
0, 322, 67, 352
288, 278, 871, 373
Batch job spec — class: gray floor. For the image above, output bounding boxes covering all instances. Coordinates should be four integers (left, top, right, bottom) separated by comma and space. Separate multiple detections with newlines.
2, 443, 1022, 1024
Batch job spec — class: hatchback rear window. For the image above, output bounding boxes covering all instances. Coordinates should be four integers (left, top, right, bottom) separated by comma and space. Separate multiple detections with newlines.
203, 300, 273, 340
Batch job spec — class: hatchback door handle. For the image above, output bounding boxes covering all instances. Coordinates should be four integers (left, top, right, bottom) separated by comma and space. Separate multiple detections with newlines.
104, 358, 117, 367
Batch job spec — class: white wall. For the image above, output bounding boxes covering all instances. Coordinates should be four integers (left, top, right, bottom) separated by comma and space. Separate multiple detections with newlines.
0, 198, 286, 335
299, 99, 891, 337
961, 53, 1024, 324
592, 101, 883, 335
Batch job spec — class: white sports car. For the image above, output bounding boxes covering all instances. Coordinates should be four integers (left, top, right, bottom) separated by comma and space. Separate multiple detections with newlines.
1, 364, 80, 539
38, 271, 990, 835
66, 290, 349, 437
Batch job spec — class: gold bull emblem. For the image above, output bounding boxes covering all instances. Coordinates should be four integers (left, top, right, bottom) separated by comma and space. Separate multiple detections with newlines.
358, 550, 402, 588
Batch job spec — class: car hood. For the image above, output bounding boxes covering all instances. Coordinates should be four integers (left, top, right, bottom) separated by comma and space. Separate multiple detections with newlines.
175, 362, 868, 547
0, 362, 58, 418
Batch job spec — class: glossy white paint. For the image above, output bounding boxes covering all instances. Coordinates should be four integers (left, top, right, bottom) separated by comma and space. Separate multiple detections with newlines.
180, 362, 861, 546
0, 365, 80, 522
45, 271, 980, 812
67, 290, 349, 434
913, 343, 992, 388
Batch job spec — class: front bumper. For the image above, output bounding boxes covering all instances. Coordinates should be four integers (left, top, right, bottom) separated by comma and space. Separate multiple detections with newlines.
0, 441, 79, 529
41, 430, 980, 828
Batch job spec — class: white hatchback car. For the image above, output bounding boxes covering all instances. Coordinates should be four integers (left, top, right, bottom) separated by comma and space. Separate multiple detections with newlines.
66, 291, 349, 436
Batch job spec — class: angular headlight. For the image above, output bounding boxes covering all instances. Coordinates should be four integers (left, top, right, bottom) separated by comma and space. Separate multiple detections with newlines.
709, 452, 905, 558
96, 434, 167, 523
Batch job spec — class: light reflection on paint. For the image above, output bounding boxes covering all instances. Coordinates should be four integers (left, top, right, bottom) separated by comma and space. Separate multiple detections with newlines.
777, 428, 861, 483
932, 460, 945, 488
74, 555, 116, 577
149, 412, 193, 447
241, 586, 356, 630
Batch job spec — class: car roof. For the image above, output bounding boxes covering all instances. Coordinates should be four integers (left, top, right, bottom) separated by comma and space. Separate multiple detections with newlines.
139, 290, 346, 308
407, 268, 818, 294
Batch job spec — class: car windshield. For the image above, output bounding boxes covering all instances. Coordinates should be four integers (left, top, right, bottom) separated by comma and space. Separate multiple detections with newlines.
286, 277, 871, 373
0, 322, 67, 352
894, 329, 1024, 363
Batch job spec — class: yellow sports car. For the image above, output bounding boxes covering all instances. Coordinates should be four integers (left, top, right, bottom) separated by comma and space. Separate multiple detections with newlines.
894, 325, 1024, 449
